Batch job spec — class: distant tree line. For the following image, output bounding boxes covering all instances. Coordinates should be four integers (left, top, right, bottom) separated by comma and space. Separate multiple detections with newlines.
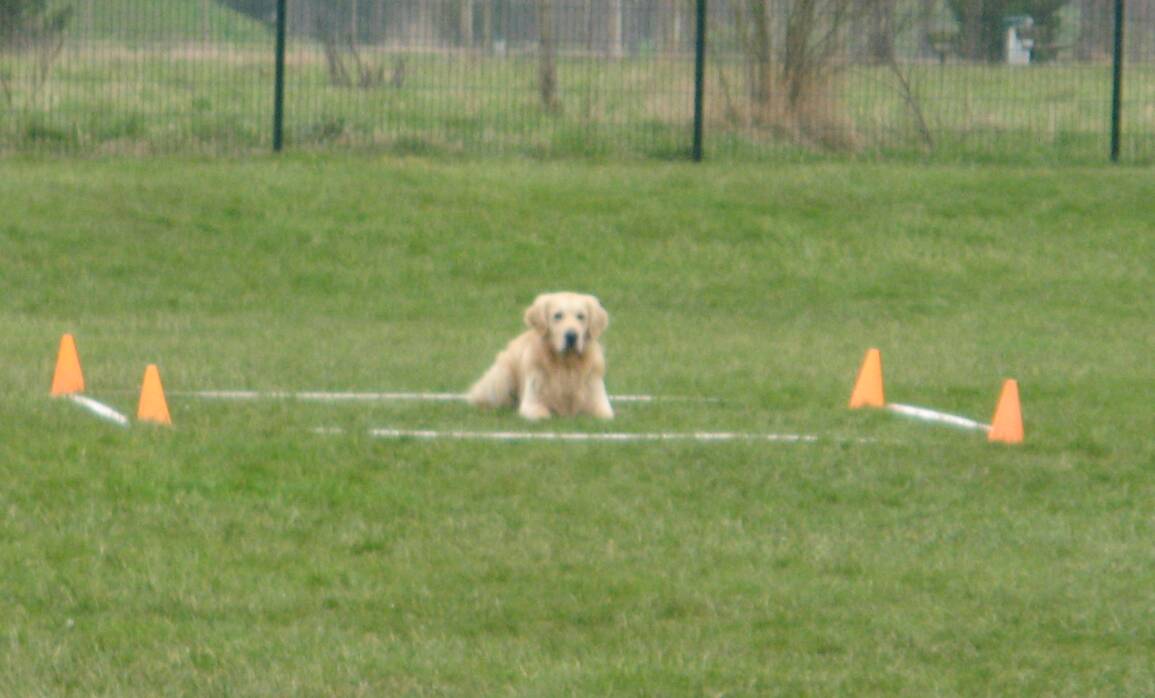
209, 0, 1152, 64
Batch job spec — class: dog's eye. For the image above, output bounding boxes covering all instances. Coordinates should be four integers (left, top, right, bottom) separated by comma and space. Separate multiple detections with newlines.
576, 313, 586, 321
553, 312, 564, 322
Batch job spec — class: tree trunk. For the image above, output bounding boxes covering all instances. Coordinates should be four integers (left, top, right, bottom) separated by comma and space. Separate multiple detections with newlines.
749, 0, 773, 108
865, 0, 896, 64
409, 0, 434, 46
608, 0, 624, 58
538, 0, 560, 112
482, 0, 493, 50
460, 0, 474, 46
1076, 0, 1113, 60
783, 0, 816, 106
661, 0, 684, 51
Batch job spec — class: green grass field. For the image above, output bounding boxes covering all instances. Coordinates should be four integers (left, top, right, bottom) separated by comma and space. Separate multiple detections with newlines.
2, 157, 1154, 695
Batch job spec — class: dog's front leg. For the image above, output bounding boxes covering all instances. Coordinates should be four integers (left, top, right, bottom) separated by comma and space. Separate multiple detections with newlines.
518, 373, 552, 420
587, 378, 614, 419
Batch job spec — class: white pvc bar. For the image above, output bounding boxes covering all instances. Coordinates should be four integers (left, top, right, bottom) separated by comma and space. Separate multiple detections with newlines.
886, 403, 990, 432
324, 427, 820, 443
67, 394, 131, 427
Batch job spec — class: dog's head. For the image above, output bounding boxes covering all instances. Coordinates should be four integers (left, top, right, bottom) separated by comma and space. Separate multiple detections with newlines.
524, 292, 608, 356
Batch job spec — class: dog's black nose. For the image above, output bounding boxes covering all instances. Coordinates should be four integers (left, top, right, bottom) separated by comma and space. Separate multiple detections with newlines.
564, 330, 579, 349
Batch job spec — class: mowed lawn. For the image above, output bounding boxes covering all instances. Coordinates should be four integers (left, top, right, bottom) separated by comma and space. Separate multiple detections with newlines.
1, 157, 1153, 696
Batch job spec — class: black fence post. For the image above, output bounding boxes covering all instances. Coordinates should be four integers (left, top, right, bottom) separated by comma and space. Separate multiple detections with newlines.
692, 0, 707, 162
1110, 0, 1124, 162
272, 0, 287, 153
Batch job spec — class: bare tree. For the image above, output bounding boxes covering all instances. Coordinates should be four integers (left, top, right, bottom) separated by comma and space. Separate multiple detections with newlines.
727, 0, 865, 148
0, 0, 73, 105
739, 0, 773, 107
876, 5, 934, 151
862, 0, 897, 63
781, 0, 855, 108
884, 56, 934, 150
314, 2, 390, 88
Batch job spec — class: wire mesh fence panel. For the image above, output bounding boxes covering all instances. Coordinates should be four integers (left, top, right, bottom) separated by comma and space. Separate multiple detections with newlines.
1121, 0, 1155, 160
277, 0, 696, 157
702, 0, 1147, 162
1, 0, 273, 154
0, 0, 1152, 161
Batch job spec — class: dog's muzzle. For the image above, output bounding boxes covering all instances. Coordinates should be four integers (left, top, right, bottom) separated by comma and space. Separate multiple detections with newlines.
564, 330, 579, 351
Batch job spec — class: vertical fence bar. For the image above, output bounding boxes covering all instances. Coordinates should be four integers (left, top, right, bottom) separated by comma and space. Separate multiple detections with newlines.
1110, 0, 1124, 162
272, 0, 288, 152
692, 0, 707, 161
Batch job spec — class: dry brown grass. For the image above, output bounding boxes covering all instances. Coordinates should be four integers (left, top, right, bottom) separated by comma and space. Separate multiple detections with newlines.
706, 63, 862, 151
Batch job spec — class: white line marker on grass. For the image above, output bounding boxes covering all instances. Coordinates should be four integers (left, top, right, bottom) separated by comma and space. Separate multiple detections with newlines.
66, 395, 131, 427
175, 390, 719, 404
181, 390, 465, 402
886, 403, 990, 432
317, 426, 821, 444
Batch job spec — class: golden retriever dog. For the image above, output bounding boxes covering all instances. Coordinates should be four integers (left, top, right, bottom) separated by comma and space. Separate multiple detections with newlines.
468, 292, 613, 420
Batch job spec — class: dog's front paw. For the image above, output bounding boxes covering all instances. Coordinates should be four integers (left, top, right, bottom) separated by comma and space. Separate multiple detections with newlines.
518, 403, 552, 420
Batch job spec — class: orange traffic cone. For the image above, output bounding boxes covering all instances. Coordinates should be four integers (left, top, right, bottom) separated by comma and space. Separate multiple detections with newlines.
51, 334, 85, 396
137, 364, 172, 426
849, 348, 885, 408
988, 379, 1023, 444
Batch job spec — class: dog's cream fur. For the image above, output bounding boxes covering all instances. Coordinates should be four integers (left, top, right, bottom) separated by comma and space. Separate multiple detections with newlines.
467, 292, 613, 420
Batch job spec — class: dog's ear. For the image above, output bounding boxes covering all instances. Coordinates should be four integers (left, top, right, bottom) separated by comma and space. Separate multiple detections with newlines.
524, 294, 551, 334
586, 296, 609, 339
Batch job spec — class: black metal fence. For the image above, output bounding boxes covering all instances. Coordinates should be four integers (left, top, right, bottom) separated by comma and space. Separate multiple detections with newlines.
2, 0, 1153, 162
